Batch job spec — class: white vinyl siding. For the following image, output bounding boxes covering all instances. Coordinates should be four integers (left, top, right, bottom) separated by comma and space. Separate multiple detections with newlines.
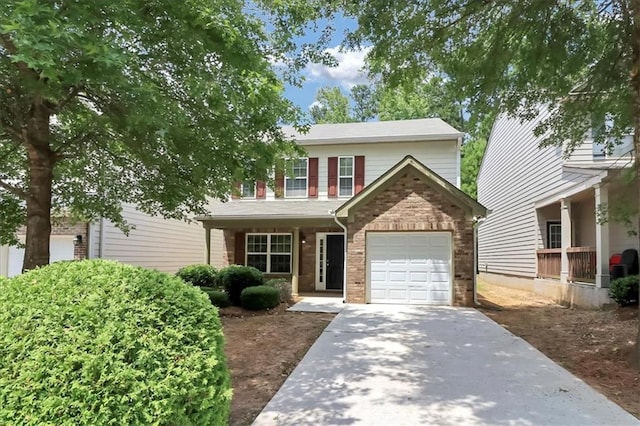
477, 109, 594, 278
257, 140, 458, 200
88, 204, 210, 272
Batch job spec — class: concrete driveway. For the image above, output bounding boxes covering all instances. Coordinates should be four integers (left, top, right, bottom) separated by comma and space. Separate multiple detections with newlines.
253, 305, 638, 426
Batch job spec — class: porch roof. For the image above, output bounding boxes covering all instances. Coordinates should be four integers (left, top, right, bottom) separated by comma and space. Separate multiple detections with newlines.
196, 200, 344, 229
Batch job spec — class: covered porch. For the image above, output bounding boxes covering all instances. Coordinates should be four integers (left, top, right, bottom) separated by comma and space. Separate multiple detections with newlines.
534, 176, 639, 305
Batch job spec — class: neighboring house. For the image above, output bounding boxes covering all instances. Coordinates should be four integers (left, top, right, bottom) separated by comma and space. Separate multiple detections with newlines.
0, 203, 219, 277
198, 119, 486, 306
477, 108, 638, 307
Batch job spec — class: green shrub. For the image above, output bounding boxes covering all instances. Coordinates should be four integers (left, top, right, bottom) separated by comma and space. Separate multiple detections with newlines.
218, 265, 264, 306
0, 260, 231, 425
240, 285, 281, 310
609, 275, 639, 306
265, 278, 293, 304
202, 287, 231, 308
175, 264, 219, 288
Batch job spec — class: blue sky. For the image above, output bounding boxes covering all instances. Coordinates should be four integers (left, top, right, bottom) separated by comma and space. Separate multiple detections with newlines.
280, 15, 369, 117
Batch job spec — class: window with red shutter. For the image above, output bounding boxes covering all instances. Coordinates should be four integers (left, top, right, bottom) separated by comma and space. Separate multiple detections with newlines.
328, 157, 338, 198
256, 181, 266, 199
354, 155, 365, 194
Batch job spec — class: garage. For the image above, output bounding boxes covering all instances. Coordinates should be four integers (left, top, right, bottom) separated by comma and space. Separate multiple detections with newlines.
8, 236, 75, 277
367, 232, 452, 305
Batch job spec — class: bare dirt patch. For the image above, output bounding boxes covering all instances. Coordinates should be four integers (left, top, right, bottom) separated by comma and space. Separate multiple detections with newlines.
477, 280, 639, 418
221, 304, 335, 426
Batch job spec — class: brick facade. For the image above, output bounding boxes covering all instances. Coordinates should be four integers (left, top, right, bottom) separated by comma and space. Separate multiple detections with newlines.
222, 226, 342, 293
17, 218, 89, 260
345, 170, 475, 306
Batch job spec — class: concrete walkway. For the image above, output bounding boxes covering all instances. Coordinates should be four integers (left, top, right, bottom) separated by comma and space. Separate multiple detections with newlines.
254, 305, 638, 426
288, 296, 345, 314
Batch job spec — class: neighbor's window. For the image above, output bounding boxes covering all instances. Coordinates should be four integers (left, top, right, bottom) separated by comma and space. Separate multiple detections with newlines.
246, 233, 292, 273
338, 156, 354, 197
285, 158, 308, 198
241, 181, 256, 198
547, 222, 561, 249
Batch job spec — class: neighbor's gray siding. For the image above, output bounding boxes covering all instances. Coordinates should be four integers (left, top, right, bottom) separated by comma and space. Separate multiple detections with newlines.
88, 204, 220, 272
477, 110, 589, 278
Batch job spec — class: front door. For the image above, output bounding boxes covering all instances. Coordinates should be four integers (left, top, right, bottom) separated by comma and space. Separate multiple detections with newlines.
326, 234, 345, 290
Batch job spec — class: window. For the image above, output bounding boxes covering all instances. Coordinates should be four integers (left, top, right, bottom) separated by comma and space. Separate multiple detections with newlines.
241, 181, 256, 198
591, 113, 613, 158
285, 158, 308, 198
338, 156, 354, 197
246, 234, 292, 273
547, 222, 561, 249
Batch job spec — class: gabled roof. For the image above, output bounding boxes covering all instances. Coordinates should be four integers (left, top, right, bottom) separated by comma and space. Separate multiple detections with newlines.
281, 118, 464, 146
335, 155, 487, 219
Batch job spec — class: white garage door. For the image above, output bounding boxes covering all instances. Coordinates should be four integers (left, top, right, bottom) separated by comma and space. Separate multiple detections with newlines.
368, 232, 452, 305
8, 236, 75, 277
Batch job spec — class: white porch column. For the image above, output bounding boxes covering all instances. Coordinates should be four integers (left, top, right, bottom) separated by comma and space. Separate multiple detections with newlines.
291, 227, 300, 296
205, 226, 211, 265
560, 198, 572, 283
595, 184, 610, 288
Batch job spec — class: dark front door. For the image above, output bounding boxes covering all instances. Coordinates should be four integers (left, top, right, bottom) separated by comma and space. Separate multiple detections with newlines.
326, 235, 345, 290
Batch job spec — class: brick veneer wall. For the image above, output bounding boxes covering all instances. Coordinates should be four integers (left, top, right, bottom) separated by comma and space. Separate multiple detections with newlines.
222, 226, 342, 293
17, 219, 89, 260
346, 170, 475, 306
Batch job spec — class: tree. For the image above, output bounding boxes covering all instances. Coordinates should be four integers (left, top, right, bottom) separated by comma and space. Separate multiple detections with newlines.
310, 86, 353, 124
341, 0, 640, 369
0, 0, 306, 271
350, 84, 378, 122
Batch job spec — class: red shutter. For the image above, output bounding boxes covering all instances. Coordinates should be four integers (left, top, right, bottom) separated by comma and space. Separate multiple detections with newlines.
234, 232, 245, 265
256, 181, 266, 199
328, 157, 338, 198
275, 170, 284, 198
355, 155, 365, 194
308, 157, 319, 198
231, 182, 241, 199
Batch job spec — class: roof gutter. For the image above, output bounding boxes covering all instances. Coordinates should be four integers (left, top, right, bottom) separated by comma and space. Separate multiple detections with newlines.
330, 210, 348, 304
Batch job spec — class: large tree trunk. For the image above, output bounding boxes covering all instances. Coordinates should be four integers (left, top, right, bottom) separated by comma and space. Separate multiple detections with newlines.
630, 0, 640, 372
22, 101, 54, 272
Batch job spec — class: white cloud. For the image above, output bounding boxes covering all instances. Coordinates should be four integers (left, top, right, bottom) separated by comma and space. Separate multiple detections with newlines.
306, 46, 372, 89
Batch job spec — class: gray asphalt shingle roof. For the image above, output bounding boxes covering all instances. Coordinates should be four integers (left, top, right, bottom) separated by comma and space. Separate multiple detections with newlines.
281, 118, 463, 145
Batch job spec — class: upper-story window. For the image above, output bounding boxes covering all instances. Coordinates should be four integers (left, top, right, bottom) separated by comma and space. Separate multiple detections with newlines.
339, 156, 354, 197
285, 158, 308, 198
241, 181, 256, 198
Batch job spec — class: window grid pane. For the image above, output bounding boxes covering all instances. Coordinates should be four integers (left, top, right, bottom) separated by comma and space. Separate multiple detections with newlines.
270, 254, 291, 273
548, 225, 561, 249
339, 177, 353, 197
339, 157, 353, 176
247, 235, 267, 253
286, 178, 307, 197
270, 234, 291, 253
242, 181, 255, 198
247, 254, 267, 272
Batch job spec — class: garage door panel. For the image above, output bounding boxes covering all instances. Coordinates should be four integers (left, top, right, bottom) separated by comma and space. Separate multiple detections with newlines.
368, 232, 451, 305
8, 236, 75, 277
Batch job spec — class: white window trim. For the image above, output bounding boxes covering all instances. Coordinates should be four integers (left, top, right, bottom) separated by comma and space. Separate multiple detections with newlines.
241, 181, 257, 199
338, 156, 354, 198
284, 158, 309, 198
245, 233, 292, 274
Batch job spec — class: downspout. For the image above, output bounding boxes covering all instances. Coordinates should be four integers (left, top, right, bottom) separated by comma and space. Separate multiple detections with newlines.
331, 210, 348, 304
473, 216, 486, 306
98, 217, 105, 259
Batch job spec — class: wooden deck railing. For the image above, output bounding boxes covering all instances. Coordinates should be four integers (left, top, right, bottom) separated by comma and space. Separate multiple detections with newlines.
567, 246, 596, 283
536, 248, 561, 279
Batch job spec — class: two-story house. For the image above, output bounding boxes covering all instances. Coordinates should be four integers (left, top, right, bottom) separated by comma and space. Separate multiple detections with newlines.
478, 108, 638, 307
198, 119, 486, 306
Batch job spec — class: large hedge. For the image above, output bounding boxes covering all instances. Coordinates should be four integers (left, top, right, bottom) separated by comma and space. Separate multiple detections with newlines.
609, 275, 639, 306
218, 265, 264, 306
0, 260, 231, 425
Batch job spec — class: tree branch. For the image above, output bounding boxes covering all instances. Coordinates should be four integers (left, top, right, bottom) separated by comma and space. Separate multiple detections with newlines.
0, 34, 39, 79
52, 84, 83, 114
0, 179, 30, 201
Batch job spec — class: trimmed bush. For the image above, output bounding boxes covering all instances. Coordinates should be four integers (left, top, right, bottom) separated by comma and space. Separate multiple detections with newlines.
176, 264, 219, 288
0, 260, 231, 425
202, 287, 231, 308
240, 285, 281, 310
265, 278, 293, 304
609, 275, 639, 306
218, 265, 264, 306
